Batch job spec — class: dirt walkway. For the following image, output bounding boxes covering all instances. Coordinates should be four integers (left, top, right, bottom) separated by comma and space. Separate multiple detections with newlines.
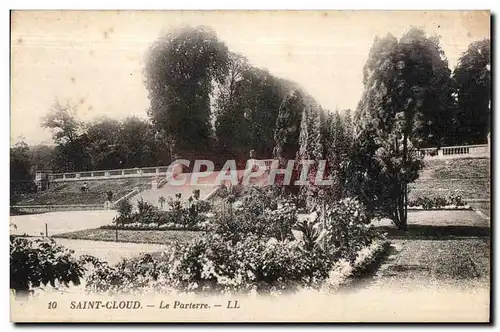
10, 210, 117, 237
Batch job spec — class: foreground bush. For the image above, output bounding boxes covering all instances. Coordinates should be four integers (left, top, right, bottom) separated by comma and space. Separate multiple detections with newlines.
10, 237, 84, 298
85, 234, 333, 295
324, 198, 381, 262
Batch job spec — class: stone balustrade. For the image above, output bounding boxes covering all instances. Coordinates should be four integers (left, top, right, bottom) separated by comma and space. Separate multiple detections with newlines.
46, 166, 171, 183
37, 144, 489, 187
427, 144, 489, 159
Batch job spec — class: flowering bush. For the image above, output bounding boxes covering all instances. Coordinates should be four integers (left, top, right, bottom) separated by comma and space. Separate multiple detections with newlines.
113, 195, 212, 228
210, 188, 297, 242
85, 233, 333, 295
323, 198, 381, 262
84, 253, 176, 295
87, 191, 385, 296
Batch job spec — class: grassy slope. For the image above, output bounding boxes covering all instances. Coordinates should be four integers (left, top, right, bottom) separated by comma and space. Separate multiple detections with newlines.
410, 157, 490, 200
17, 177, 153, 206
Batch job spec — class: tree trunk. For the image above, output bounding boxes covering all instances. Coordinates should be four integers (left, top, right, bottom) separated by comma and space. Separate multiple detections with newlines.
396, 183, 408, 230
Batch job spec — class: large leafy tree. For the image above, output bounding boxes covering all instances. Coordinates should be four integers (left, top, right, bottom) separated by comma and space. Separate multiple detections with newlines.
452, 39, 491, 145
117, 117, 158, 168
402, 31, 455, 148
41, 102, 164, 171
237, 68, 286, 159
41, 101, 92, 172
144, 26, 230, 159
213, 53, 251, 164
213, 64, 291, 164
10, 140, 36, 204
86, 118, 123, 170
29, 145, 56, 172
353, 28, 452, 229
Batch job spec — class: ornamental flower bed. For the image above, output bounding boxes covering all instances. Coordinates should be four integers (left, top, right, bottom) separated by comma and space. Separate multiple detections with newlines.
112, 194, 212, 230
408, 193, 471, 210
84, 190, 386, 296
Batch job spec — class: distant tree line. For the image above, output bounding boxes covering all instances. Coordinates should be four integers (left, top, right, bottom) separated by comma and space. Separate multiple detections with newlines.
29, 26, 490, 173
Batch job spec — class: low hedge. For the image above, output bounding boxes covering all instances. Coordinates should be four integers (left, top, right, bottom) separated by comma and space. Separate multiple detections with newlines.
323, 240, 390, 292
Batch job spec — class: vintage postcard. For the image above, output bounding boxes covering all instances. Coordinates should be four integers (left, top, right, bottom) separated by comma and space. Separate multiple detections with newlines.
10, 10, 491, 323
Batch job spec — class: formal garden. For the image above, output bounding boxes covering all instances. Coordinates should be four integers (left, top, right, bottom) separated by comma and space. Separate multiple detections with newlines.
11, 183, 392, 297
10, 24, 490, 299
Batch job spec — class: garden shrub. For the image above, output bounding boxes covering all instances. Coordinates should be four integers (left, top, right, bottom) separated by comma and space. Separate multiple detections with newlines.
448, 193, 466, 206
84, 253, 174, 294
114, 199, 133, 224
323, 240, 388, 292
323, 198, 381, 262
85, 233, 333, 295
210, 189, 297, 242
136, 198, 159, 223
10, 237, 85, 298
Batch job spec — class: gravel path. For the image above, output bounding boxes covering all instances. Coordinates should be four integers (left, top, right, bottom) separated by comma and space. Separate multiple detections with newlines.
10, 211, 169, 265
10, 210, 117, 237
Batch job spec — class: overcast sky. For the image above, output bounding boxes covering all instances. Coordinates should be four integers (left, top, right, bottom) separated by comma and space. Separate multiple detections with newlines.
11, 10, 490, 145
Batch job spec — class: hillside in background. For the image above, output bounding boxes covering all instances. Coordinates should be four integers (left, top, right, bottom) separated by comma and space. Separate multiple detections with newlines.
410, 157, 490, 200
17, 177, 153, 206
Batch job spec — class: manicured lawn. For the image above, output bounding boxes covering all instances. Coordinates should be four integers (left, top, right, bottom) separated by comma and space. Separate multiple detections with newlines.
54, 228, 203, 245
375, 238, 490, 285
367, 209, 490, 292
468, 202, 491, 219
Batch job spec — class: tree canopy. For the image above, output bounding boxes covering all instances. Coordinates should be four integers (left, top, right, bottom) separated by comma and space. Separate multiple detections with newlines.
144, 26, 230, 158
452, 38, 491, 145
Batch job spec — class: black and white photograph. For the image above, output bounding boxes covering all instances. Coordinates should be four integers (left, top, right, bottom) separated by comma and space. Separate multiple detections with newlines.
9, 10, 491, 322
